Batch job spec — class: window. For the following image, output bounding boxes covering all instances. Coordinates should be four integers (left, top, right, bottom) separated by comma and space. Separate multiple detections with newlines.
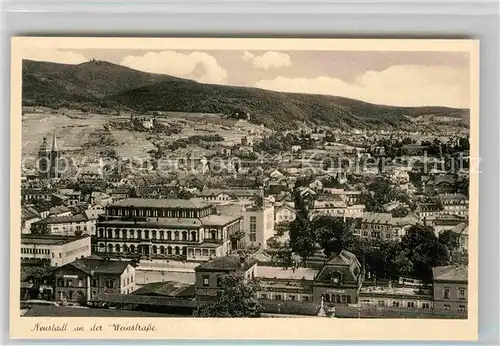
92, 279, 97, 287
302, 296, 309, 302
324, 294, 330, 303
67, 280, 72, 287
274, 294, 282, 301
174, 232, 179, 241
250, 216, 257, 242
459, 288, 466, 300
217, 276, 222, 287
458, 305, 466, 311
444, 304, 451, 310
152, 231, 157, 240
392, 301, 400, 307
78, 279, 83, 287
346, 295, 352, 304
422, 302, 430, 309
261, 293, 267, 299
203, 275, 209, 287
289, 295, 296, 301
159, 231, 164, 240
182, 232, 187, 241
105, 279, 114, 289
444, 288, 450, 299
407, 301, 415, 308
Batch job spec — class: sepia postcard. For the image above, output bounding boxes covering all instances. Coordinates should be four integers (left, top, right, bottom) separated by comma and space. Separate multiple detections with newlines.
10, 37, 479, 340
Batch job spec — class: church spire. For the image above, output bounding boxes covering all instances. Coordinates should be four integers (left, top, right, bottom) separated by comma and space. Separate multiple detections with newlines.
51, 129, 58, 152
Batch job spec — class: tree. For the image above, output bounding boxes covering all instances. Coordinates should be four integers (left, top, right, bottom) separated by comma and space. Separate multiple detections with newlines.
400, 225, 450, 282
265, 238, 293, 269
392, 248, 413, 278
193, 271, 262, 317
289, 189, 316, 264
438, 230, 459, 251
313, 216, 355, 257
361, 177, 395, 212
391, 205, 410, 218
178, 189, 194, 199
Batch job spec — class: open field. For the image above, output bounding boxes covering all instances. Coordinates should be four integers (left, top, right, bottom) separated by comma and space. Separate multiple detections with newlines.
108, 130, 156, 160
22, 110, 111, 158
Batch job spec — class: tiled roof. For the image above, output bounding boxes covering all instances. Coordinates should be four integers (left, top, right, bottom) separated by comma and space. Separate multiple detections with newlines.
64, 257, 132, 275
438, 193, 468, 203
89, 293, 198, 308
315, 250, 361, 284
49, 205, 72, 214
20, 265, 54, 281
197, 188, 261, 197
449, 222, 469, 235
32, 213, 88, 225
109, 198, 212, 209
260, 299, 321, 316
362, 212, 393, 224
200, 214, 242, 227
256, 266, 317, 280
195, 256, 257, 272
132, 281, 194, 297
21, 234, 90, 246
21, 207, 39, 221
24, 306, 179, 317
432, 265, 468, 282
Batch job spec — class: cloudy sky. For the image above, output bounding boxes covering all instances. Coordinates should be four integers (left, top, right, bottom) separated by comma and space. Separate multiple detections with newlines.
23, 48, 470, 108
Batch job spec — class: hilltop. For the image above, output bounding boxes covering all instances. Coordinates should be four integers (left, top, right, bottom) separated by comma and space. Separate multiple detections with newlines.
22, 59, 470, 131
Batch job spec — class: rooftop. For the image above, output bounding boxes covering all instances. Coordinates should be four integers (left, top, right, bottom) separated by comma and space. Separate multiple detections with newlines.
108, 198, 213, 210
21, 234, 90, 246
450, 222, 469, 236
197, 188, 261, 197
195, 256, 258, 272
259, 299, 322, 316
89, 293, 198, 308
61, 256, 132, 275
99, 214, 241, 228
49, 205, 72, 214
432, 265, 468, 282
23, 305, 179, 317
359, 285, 433, 298
32, 213, 88, 225
132, 281, 195, 298
256, 266, 317, 281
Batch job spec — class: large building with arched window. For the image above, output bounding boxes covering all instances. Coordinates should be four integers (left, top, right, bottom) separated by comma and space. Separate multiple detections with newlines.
95, 198, 243, 261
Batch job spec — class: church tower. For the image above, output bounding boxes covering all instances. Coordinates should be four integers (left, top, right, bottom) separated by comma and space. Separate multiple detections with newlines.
37, 136, 50, 179
48, 130, 60, 179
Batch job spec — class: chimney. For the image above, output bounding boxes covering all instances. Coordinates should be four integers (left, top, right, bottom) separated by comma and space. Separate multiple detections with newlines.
239, 255, 246, 269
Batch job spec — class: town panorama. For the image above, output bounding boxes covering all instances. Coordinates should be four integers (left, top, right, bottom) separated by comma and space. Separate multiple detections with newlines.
20, 54, 470, 319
